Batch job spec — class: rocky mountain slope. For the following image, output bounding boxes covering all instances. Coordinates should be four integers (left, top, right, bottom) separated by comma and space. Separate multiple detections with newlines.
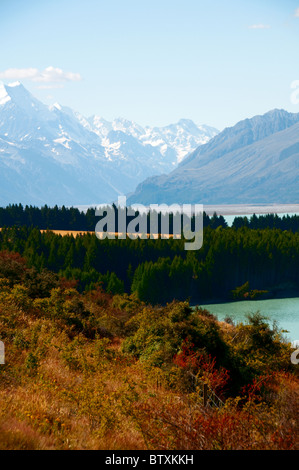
128, 109, 299, 205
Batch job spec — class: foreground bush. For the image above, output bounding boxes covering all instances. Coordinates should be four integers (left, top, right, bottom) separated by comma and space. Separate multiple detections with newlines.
0, 251, 298, 450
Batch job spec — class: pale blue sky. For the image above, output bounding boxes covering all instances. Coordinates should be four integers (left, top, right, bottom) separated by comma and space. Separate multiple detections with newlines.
0, 0, 299, 130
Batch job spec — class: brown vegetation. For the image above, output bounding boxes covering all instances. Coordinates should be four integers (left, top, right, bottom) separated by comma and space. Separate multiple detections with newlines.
0, 251, 298, 450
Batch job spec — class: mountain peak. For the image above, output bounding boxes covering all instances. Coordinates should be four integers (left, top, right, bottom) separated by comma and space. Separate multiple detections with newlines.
0, 81, 38, 107
7, 81, 22, 88
0, 82, 11, 105
0, 81, 25, 105
49, 102, 62, 111
178, 118, 196, 125
1, 81, 52, 120
265, 108, 289, 115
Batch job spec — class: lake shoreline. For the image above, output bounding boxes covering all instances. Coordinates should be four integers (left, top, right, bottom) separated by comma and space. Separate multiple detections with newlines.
192, 290, 299, 307
191, 296, 299, 343
191, 288, 299, 307
202, 204, 299, 216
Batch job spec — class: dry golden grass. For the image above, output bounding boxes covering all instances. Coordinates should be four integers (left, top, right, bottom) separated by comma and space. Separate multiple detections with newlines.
0, 331, 170, 450
0, 228, 179, 239
39, 230, 180, 239
40, 230, 93, 237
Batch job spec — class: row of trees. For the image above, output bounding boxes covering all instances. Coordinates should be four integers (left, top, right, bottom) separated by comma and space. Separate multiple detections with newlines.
0, 203, 228, 232
2, 204, 299, 233
0, 204, 95, 231
232, 213, 299, 232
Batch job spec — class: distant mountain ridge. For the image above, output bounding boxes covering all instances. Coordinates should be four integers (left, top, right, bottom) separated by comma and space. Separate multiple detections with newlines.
128, 109, 299, 205
89, 116, 219, 164
0, 81, 218, 206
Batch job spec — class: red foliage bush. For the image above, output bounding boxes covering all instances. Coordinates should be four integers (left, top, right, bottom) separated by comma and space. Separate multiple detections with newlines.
0, 250, 28, 285
173, 338, 230, 398
59, 277, 79, 291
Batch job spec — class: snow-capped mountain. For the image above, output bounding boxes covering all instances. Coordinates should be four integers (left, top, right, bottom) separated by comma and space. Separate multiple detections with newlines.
0, 82, 218, 206
90, 116, 219, 165
128, 109, 299, 205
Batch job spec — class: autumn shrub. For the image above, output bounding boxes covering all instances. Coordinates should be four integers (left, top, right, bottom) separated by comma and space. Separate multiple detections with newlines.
84, 289, 141, 338
0, 251, 297, 450
122, 301, 245, 395
127, 388, 298, 450
0, 251, 27, 287
228, 312, 293, 376
173, 338, 230, 399
23, 267, 59, 298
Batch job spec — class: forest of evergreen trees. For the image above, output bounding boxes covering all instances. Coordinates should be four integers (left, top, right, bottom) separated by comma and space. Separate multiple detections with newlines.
0, 215, 298, 304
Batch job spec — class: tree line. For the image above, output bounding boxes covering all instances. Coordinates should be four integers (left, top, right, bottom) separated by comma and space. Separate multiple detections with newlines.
0, 203, 229, 233
232, 212, 299, 232
0, 204, 298, 233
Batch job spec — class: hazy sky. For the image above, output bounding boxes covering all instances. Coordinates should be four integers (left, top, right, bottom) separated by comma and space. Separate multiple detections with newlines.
0, 0, 299, 130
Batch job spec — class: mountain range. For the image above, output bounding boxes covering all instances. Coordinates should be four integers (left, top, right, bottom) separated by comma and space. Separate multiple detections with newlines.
1, 81, 298, 208
0, 81, 218, 207
128, 109, 299, 205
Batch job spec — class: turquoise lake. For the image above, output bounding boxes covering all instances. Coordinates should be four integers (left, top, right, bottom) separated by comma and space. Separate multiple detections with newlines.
196, 297, 299, 344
